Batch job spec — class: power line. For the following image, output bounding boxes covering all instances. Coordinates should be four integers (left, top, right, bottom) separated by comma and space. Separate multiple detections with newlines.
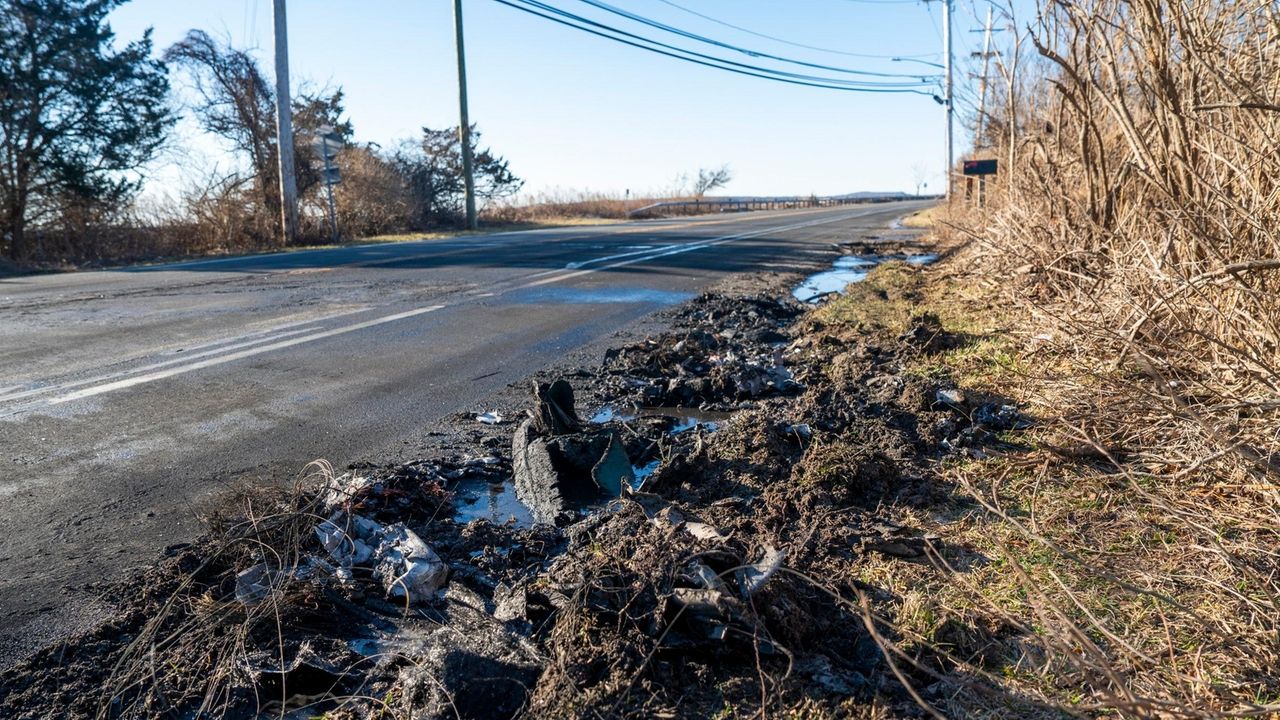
547, 0, 935, 85
651, 0, 937, 60
574, 0, 937, 79
510, 0, 934, 88
493, 0, 937, 94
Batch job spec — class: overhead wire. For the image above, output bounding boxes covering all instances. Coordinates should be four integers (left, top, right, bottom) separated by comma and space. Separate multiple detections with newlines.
650, 0, 938, 60
536, 0, 933, 85
573, 0, 939, 79
499, 0, 937, 90
492, 0, 938, 94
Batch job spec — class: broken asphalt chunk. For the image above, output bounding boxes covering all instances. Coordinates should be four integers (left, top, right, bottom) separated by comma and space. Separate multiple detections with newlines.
513, 379, 640, 524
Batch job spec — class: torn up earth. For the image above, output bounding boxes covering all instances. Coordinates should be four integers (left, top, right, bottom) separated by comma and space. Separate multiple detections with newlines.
0, 253, 1037, 718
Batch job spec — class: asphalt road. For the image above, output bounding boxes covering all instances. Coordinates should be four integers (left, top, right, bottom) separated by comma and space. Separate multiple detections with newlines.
0, 200, 928, 666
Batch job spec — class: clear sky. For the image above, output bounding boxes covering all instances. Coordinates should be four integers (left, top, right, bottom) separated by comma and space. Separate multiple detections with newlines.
108, 0, 1003, 200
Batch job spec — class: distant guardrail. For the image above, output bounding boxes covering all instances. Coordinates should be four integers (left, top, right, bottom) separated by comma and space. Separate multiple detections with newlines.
626, 194, 938, 218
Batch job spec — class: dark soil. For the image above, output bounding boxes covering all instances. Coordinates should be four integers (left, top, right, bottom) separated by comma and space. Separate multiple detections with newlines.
0, 232, 1033, 718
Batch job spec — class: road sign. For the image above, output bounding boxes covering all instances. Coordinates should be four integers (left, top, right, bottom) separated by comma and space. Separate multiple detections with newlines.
314, 125, 343, 160
323, 165, 342, 185
963, 159, 997, 176
318, 137, 341, 160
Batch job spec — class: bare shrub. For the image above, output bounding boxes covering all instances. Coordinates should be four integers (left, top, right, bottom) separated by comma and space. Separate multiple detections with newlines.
930, 0, 1280, 714
330, 146, 414, 238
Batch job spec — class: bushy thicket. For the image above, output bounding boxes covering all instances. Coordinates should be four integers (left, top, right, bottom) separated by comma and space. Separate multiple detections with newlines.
936, 0, 1280, 714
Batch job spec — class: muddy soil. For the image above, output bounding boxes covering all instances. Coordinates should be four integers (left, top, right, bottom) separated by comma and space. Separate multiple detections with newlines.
0, 220, 1030, 718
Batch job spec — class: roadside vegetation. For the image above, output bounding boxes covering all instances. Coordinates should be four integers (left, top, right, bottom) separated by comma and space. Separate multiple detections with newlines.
0, 0, 738, 270
893, 0, 1280, 713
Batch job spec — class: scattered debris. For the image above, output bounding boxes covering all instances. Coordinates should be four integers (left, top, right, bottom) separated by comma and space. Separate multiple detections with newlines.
234, 563, 272, 605
590, 433, 635, 496
735, 544, 786, 597
315, 511, 448, 603
475, 410, 504, 425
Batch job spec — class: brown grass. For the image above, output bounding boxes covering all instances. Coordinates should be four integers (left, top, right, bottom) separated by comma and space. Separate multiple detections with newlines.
812, 229, 1280, 717
815, 0, 1280, 709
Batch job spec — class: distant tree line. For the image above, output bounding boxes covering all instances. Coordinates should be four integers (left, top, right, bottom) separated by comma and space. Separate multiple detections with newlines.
0, 0, 522, 264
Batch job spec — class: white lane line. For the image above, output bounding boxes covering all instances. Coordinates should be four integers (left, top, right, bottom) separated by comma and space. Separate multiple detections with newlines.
0, 306, 373, 405
516, 210, 874, 291
0, 327, 319, 405
42, 305, 445, 406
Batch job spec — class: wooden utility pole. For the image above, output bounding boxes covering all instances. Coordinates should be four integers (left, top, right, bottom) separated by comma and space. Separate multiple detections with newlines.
975, 7, 995, 146
272, 0, 299, 244
453, 0, 478, 230
942, 0, 954, 201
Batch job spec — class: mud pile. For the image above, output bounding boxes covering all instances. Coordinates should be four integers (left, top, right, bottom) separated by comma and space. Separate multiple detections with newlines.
0, 266, 1028, 719
601, 292, 803, 409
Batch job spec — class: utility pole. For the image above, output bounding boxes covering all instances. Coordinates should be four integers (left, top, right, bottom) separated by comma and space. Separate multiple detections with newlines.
453, 0, 478, 230
975, 6, 994, 146
272, 0, 298, 244
942, 0, 954, 201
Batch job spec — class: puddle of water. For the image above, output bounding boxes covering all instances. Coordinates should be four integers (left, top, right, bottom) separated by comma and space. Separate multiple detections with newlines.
632, 459, 661, 487
452, 476, 534, 527
508, 287, 695, 306
592, 405, 735, 490
792, 253, 938, 303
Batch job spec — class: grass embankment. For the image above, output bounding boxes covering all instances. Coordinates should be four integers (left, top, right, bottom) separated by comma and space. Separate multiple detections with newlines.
810, 216, 1279, 717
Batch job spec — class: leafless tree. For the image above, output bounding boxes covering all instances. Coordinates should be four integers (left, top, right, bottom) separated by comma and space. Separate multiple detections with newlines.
163, 31, 349, 244
692, 165, 733, 198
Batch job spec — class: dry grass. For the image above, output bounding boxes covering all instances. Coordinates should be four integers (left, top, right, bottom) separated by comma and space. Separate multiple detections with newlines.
483, 188, 727, 224
881, 0, 1280, 714
899, 207, 939, 229
794, 196, 1280, 716
811, 229, 1280, 716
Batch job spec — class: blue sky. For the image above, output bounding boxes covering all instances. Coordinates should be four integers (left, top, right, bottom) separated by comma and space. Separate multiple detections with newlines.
109, 0, 1006, 199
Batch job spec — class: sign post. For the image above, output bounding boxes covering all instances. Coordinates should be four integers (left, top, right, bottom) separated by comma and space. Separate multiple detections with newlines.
316, 126, 343, 243
962, 159, 998, 207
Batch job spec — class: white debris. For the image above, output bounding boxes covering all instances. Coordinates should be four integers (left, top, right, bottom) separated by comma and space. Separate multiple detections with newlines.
476, 411, 504, 425
321, 473, 379, 510
735, 544, 786, 598
374, 522, 448, 602
315, 511, 448, 603
315, 515, 375, 566
235, 563, 272, 605
685, 522, 729, 542
786, 423, 813, 441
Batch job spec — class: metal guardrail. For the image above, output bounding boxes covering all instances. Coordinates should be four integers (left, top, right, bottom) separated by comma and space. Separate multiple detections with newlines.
626, 194, 936, 218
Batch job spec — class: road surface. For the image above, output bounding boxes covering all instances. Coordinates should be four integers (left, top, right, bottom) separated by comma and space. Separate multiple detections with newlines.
0, 200, 928, 666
